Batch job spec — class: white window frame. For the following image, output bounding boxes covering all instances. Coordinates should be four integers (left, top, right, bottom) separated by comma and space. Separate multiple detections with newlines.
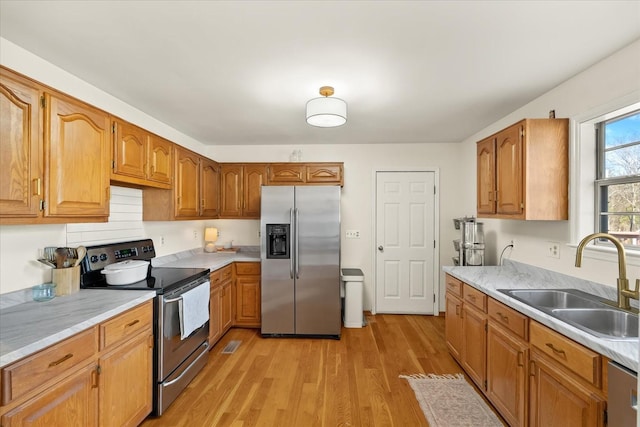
570, 91, 640, 266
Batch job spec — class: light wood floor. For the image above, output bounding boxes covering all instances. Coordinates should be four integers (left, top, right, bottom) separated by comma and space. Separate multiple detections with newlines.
140, 314, 492, 426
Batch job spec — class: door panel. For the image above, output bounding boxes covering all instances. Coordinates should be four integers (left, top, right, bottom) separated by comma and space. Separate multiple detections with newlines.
376, 171, 436, 314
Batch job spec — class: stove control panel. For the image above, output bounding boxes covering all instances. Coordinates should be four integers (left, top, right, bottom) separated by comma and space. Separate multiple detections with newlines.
81, 239, 156, 273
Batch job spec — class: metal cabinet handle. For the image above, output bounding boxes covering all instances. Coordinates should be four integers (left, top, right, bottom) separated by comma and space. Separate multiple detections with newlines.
126, 319, 140, 328
497, 312, 509, 323
290, 208, 294, 279
295, 208, 300, 279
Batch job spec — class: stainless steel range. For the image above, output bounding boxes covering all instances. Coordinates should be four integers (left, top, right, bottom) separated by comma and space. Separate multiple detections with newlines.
80, 239, 210, 416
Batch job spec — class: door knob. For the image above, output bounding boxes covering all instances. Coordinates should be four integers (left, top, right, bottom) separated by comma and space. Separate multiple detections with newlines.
378, 245, 384, 252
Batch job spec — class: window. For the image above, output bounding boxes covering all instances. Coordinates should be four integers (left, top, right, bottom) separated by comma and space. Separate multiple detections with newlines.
595, 110, 640, 249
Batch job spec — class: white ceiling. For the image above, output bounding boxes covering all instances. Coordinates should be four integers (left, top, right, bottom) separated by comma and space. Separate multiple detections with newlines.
1, 1, 639, 146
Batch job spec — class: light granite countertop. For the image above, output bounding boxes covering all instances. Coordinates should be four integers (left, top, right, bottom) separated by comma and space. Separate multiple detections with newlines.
153, 246, 261, 271
443, 260, 638, 373
0, 289, 156, 368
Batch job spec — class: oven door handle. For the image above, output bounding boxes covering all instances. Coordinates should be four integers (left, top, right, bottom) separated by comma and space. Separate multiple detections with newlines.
163, 342, 209, 387
164, 295, 183, 304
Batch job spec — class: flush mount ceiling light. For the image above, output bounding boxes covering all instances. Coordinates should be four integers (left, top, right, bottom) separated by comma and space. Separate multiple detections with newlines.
306, 86, 347, 128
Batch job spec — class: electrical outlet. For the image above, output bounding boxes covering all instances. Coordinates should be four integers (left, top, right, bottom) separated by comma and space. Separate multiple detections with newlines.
193, 230, 198, 240
160, 236, 165, 246
345, 230, 360, 239
547, 242, 560, 258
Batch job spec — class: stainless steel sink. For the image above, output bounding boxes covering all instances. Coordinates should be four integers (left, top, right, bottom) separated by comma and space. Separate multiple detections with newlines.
504, 289, 603, 309
498, 288, 639, 340
551, 308, 638, 339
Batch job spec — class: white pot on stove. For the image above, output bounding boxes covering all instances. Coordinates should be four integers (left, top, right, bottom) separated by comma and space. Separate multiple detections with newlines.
101, 260, 149, 285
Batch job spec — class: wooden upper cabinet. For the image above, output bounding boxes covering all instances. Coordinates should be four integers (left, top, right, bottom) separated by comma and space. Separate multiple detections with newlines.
268, 163, 305, 184
147, 135, 172, 186
220, 164, 266, 218
267, 163, 344, 186
201, 157, 219, 218
111, 119, 172, 189
243, 164, 267, 218
0, 68, 42, 219
143, 146, 217, 220
306, 163, 343, 185
174, 147, 201, 218
476, 119, 568, 220
45, 92, 110, 218
476, 137, 496, 215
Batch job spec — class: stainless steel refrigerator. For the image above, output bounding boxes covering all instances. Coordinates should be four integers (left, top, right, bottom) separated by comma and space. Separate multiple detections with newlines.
260, 185, 341, 338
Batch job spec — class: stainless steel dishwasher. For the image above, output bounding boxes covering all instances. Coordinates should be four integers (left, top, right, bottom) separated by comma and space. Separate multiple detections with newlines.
608, 361, 638, 427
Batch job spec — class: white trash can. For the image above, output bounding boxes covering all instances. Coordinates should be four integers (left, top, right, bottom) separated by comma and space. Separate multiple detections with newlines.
341, 268, 364, 328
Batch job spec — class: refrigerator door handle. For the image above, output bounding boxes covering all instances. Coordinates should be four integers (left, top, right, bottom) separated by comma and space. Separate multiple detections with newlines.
289, 208, 294, 279
295, 207, 300, 279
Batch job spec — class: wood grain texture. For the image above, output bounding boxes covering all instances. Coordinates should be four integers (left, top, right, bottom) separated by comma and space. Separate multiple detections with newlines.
140, 314, 494, 427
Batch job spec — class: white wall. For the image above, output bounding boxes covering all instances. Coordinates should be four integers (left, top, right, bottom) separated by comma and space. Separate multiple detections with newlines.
2, 37, 639, 309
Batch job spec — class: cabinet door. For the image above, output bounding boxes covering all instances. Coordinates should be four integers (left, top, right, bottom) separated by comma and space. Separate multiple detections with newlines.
99, 333, 153, 427
201, 157, 219, 218
174, 147, 200, 218
221, 281, 233, 332
487, 324, 528, 427
0, 70, 42, 218
529, 350, 606, 427
476, 137, 496, 215
462, 304, 486, 390
268, 163, 305, 184
209, 285, 222, 346
220, 164, 242, 217
45, 92, 110, 217
496, 122, 523, 215
243, 164, 266, 218
306, 163, 343, 185
445, 293, 463, 361
1, 363, 98, 427
112, 120, 146, 181
147, 135, 172, 186
235, 275, 261, 327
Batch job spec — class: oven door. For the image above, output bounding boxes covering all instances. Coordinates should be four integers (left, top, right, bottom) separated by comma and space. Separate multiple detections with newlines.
157, 277, 210, 381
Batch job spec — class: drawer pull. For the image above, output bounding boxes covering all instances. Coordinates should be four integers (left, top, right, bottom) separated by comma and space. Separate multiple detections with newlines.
49, 353, 73, 367
545, 343, 566, 356
497, 312, 509, 323
126, 319, 140, 328
455, 304, 460, 316
468, 295, 476, 302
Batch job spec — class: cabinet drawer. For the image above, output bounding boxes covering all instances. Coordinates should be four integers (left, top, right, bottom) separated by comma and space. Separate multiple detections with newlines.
235, 262, 261, 275
100, 302, 152, 350
210, 269, 222, 287
220, 264, 233, 282
1, 327, 98, 405
488, 298, 528, 340
463, 284, 486, 312
445, 274, 462, 297
530, 321, 601, 387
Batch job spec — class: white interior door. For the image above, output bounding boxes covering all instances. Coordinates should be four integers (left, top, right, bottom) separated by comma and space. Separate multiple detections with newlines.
375, 171, 436, 314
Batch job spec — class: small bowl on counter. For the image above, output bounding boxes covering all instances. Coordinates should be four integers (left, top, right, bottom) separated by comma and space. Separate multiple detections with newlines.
32, 283, 56, 302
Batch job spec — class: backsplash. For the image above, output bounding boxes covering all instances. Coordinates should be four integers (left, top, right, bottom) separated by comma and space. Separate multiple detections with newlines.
66, 186, 144, 246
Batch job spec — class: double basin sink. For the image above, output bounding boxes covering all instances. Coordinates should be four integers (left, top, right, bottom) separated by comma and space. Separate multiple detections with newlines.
498, 289, 638, 340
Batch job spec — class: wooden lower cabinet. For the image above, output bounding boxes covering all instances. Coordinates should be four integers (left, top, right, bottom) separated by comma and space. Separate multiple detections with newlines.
529, 348, 606, 427
209, 265, 234, 347
0, 301, 153, 427
461, 302, 487, 389
444, 274, 609, 427
234, 262, 261, 327
487, 324, 528, 427
99, 332, 153, 427
1, 362, 98, 427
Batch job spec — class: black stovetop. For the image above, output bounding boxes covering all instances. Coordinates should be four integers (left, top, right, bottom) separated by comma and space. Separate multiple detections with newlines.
81, 266, 209, 294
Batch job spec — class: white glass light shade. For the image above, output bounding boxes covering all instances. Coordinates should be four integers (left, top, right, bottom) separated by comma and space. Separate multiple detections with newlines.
306, 97, 347, 127
204, 227, 218, 252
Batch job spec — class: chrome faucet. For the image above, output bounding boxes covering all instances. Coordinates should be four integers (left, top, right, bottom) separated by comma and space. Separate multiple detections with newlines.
575, 232, 639, 313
